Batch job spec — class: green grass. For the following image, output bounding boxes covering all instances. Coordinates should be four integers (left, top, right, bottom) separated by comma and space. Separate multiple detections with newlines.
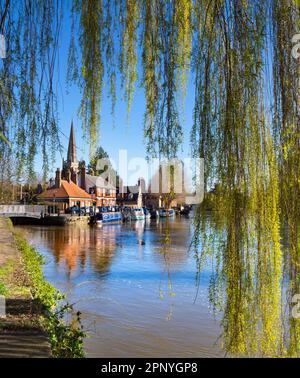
14, 235, 58, 308
0, 219, 85, 357
13, 233, 86, 358
0, 255, 31, 298
0, 260, 14, 283
0, 282, 7, 296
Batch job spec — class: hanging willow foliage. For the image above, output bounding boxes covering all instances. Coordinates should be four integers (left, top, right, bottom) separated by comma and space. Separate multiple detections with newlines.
1, 0, 298, 171
76, 0, 104, 156
142, 0, 159, 156
0, 0, 300, 356
191, 0, 287, 356
0, 0, 62, 183
142, 0, 185, 157
271, 0, 300, 356
174, 0, 192, 94
120, 0, 139, 116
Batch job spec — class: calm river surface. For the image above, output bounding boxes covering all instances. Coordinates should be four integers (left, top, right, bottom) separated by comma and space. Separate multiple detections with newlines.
16, 218, 223, 357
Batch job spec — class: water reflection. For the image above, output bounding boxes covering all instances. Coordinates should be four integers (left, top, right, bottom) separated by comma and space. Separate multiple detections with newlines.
34, 225, 119, 277
17, 212, 300, 358
18, 219, 222, 357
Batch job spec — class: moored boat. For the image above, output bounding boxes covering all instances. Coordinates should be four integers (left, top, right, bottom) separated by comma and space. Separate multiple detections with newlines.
90, 210, 122, 225
131, 208, 145, 221
158, 208, 175, 218
120, 206, 131, 222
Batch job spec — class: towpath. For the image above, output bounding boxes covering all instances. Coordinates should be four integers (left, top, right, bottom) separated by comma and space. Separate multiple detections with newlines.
0, 218, 52, 358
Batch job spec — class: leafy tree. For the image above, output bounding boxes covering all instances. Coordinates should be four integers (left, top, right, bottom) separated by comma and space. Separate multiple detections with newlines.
88, 146, 109, 175
88, 146, 119, 187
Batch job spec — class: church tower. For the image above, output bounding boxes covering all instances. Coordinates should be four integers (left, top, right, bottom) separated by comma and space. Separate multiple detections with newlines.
67, 121, 78, 171
62, 121, 79, 184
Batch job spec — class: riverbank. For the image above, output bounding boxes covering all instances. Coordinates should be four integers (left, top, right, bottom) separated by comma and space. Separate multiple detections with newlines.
9, 214, 90, 226
0, 218, 85, 358
15, 218, 223, 357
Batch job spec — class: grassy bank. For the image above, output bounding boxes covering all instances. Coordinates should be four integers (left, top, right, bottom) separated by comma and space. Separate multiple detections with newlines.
0, 220, 85, 358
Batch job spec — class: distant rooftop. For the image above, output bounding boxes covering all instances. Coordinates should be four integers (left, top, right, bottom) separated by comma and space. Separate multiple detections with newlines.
37, 180, 91, 199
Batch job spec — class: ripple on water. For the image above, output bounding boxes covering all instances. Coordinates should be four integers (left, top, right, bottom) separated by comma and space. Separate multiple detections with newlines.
15, 219, 222, 357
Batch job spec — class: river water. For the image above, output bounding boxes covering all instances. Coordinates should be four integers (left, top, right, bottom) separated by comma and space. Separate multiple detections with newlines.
16, 218, 223, 357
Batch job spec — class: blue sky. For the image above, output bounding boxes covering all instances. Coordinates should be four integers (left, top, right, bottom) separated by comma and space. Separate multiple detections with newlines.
40, 4, 194, 181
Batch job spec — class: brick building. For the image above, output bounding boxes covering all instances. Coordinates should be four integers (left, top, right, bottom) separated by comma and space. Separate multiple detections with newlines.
37, 122, 116, 211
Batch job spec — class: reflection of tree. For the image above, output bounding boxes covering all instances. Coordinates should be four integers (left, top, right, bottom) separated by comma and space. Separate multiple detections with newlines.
153, 219, 190, 269
40, 227, 87, 274
90, 226, 119, 275
39, 225, 117, 276
158, 219, 176, 300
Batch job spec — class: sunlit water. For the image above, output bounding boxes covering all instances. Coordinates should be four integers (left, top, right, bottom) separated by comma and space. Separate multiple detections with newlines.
16, 218, 223, 357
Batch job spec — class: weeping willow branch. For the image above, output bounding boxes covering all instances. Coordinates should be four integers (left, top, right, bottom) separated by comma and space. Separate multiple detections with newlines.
77, 0, 104, 157
121, 0, 139, 116
0, 0, 62, 181
0, 0, 300, 356
0, 0, 10, 32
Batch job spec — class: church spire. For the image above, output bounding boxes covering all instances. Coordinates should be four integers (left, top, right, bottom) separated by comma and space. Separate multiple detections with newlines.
67, 120, 77, 165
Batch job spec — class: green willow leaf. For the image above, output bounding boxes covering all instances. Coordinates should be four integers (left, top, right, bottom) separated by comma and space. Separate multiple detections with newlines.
0, 132, 11, 147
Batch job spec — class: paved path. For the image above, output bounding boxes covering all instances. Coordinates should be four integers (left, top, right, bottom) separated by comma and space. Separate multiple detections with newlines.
0, 330, 52, 358
0, 218, 18, 266
0, 218, 52, 358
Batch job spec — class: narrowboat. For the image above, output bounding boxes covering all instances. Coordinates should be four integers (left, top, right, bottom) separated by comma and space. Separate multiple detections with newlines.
131, 208, 145, 221
120, 206, 131, 222
158, 208, 175, 218
90, 209, 122, 225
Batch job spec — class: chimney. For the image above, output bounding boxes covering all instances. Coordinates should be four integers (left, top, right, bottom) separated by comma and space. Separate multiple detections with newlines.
80, 161, 86, 191
55, 168, 61, 188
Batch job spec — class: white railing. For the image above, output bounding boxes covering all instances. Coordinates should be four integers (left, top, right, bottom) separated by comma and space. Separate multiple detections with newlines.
0, 205, 47, 216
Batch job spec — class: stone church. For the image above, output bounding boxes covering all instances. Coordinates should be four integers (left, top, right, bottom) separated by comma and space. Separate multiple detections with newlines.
37, 122, 117, 211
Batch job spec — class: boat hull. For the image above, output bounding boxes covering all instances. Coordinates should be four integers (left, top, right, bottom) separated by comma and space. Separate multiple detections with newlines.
101, 212, 122, 223
159, 209, 175, 218
131, 215, 145, 221
90, 212, 122, 225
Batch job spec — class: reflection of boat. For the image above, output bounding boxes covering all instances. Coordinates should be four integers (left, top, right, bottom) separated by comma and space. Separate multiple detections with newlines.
90, 211, 122, 225
150, 209, 159, 219
131, 208, 145, 221
120, 207, 131, 222
143, 207, 151, 219
159, 208, 175, 218
180, 205, 194, 217
180, 206, 190, 216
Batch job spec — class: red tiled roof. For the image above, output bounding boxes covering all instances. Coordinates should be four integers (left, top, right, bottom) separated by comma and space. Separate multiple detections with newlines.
37, 180, 91, 200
